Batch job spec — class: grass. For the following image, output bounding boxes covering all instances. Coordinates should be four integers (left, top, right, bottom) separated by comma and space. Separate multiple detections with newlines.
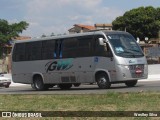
0, 92, 160, 120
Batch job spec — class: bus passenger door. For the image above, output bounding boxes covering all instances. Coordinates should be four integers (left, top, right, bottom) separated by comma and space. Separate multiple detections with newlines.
94, 35, 116, 82
77, 57, 95, 83
76, 36, 95, 83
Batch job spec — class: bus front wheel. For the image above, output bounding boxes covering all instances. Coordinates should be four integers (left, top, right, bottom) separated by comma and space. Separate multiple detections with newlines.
96, 73, 111, 89
33, 76, 48, 91
125, 80, 137, 87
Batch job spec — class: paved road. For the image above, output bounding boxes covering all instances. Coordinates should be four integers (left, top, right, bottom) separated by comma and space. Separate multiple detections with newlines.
0, 81, 160, 94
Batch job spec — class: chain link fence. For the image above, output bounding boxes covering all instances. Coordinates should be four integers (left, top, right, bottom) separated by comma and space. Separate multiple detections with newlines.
145, 45, 160, 64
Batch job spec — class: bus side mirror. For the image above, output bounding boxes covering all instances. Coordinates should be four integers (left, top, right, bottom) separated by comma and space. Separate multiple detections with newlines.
98, 38, 105, 45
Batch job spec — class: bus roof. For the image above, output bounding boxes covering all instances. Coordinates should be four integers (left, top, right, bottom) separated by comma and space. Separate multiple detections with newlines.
14, 30, 129, 43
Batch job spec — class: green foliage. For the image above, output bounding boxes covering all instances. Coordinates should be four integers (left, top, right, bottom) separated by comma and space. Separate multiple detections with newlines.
1, 92, 160, 111
0, 19, 29, 57
50, 32, 55, 36
41, 34, 47, 38
0, 19, 29, 44
112, 6, 160, 40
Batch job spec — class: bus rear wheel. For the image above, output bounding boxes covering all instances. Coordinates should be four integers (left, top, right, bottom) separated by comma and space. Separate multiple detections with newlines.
125, 80, 137, 87
33, 76, 48, 91
96, 73, 111, 89
59, 84, 72, 90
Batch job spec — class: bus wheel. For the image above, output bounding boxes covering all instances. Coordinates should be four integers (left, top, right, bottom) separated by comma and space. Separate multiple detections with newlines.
125, 80, 137, 87
96, 73, 111, 89
59, 84, 72, 90
33, 76, 47, 91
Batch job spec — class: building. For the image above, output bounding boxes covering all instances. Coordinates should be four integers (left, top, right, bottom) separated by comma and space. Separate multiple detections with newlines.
13, 36, 31, 41
68, 24, 95, 34
94, 24, 112, 30
68, 23, 112, 34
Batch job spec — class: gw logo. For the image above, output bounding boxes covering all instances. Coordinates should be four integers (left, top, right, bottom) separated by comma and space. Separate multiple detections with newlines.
45, 59, 73, 72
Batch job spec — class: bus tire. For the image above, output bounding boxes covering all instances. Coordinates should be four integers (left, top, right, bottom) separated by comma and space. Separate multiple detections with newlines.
59, 84, 72, 90
96, 73, 111, 89
33, 75, 48, 91
125, 80, 137, 87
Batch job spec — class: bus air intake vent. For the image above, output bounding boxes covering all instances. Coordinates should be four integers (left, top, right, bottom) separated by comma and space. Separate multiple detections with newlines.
129, 64, 144, 78
61, 77, 70, 83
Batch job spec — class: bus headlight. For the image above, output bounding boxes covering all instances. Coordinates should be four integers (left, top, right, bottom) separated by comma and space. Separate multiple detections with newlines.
119, 65, 129, 70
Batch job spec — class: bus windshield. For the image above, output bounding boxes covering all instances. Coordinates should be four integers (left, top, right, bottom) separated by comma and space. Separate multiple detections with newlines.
106, 33, 144, 58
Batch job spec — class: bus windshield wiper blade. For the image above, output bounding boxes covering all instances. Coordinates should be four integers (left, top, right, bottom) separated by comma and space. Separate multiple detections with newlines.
118, 51, 136, 58
125, 48, 140, 53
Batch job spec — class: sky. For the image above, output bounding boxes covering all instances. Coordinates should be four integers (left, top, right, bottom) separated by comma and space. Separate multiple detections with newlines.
1, 0, 160, 37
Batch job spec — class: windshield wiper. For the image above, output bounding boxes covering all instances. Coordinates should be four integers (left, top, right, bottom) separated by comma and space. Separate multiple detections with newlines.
124, 48, 140, 53
125, 48, 144, 56
117, 51, 136, 58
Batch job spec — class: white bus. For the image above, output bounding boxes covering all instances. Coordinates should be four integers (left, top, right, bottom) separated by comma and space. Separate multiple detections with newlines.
11, 30, 148, 90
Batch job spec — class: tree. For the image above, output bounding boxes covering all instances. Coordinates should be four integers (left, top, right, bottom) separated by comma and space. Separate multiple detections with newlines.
0, 19, 29, 44
0, 19, 29, 56
50, 32, 55, 36
112, 6, 160, 41
41, 34, 47, 38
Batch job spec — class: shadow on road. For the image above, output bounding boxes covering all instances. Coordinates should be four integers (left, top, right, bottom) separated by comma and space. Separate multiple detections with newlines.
0, 84, 147, 94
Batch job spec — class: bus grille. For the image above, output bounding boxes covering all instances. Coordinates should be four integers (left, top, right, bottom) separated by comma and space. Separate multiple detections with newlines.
129, 64, 144, 78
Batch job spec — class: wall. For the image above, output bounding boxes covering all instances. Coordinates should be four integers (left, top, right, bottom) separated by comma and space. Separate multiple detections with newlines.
148, 64, 160, 75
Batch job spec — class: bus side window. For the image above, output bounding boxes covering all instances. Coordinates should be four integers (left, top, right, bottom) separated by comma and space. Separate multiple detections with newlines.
54, 40, 59, 58
42, 40, 56, 60
77, 36, 93, 57
94, 35, 105, 56
28, 41, 42, 60
13, 43, 25, 62
94, 35, 113, 57
25, 42, 33, 61
62, 38, 78, 58
59, 40, 63, 59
